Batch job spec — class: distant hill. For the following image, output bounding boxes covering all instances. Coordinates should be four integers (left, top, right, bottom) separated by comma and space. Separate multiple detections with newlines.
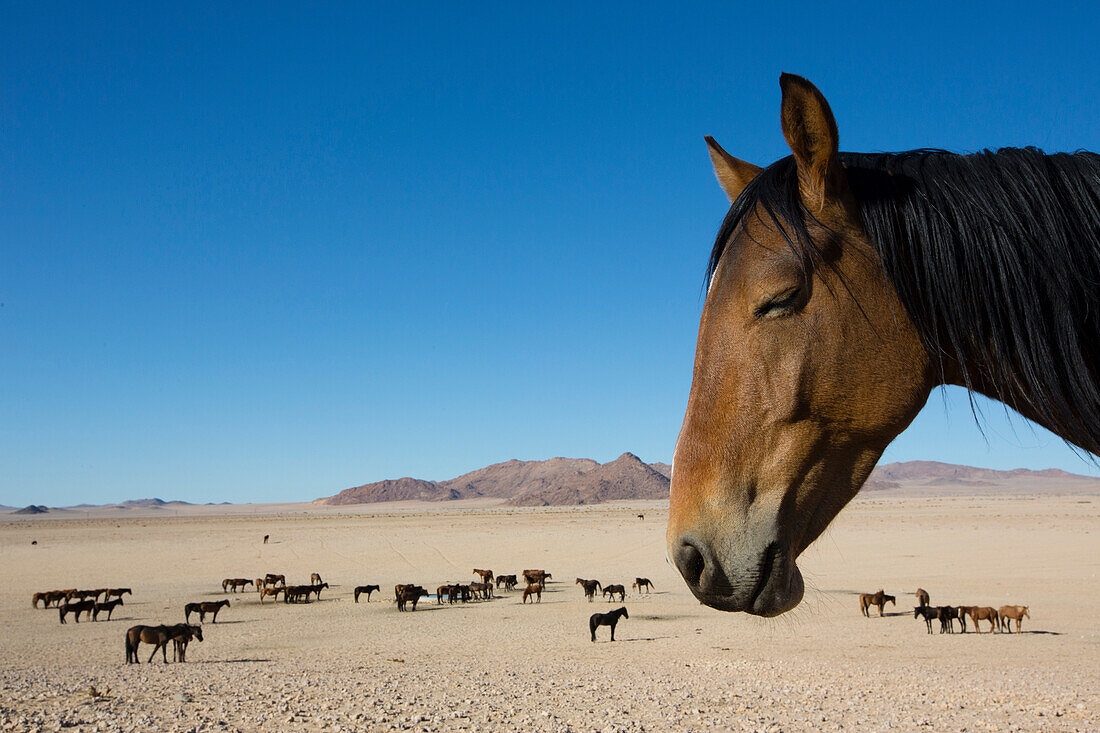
863, 461, 1100, 495
13, 505, 49, 514
322, 457, 1099, 507
322, 453, 670, 507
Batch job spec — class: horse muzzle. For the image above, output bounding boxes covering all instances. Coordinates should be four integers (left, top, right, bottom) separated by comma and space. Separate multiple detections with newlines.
670, 529, 804, 617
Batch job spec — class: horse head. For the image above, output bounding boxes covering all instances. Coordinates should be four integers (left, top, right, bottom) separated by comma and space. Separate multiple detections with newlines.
668, 74, 934, 617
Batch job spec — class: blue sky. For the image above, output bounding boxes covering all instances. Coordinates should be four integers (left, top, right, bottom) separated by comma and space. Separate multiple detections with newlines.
2, 3, 1098, 505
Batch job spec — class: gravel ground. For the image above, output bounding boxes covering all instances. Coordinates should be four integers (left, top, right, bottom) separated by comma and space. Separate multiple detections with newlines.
1, 496, 1097, 732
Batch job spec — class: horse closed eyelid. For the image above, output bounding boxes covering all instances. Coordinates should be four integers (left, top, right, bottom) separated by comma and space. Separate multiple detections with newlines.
754, 287, 803, 318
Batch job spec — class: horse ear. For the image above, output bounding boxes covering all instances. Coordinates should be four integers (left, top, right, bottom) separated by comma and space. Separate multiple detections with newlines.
705, 136, 761, 203
779, 73, 846, 212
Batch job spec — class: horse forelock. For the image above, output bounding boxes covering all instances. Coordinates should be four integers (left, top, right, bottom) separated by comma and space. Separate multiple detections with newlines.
707, 146, 1100, 458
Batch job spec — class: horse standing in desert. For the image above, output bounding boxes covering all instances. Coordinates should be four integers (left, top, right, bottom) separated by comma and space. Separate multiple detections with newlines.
667, 73, 1100, 617
590, 607, 629, 642
999, 605, 1030, 633
859, 590, 895, 617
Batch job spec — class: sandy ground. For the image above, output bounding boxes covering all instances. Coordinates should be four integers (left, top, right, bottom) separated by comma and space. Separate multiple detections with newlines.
0, 494, 1097, 732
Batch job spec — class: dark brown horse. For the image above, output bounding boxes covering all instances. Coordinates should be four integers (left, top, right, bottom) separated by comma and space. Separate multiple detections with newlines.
590, 607, 628, 642
473, 569, 494, 585
603, 585, 626, 602
913, 605, 938, 634
92, 598, 124, 621
496, 574, 518, 591
632, 578, 654, 594
859, 590, 895, 617
185, 599, 229, 623
667, 73, 1100, 617
354, 584, 380, 603
937, 605, 959, 633
125, 624, 202, 664
395, 585, 428, 611
576, 578, 602, 601
59, 599, 96, 624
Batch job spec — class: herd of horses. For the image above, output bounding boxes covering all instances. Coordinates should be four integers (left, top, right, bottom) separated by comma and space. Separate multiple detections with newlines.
860, 588, 1031, 634
31, 587, 131, 624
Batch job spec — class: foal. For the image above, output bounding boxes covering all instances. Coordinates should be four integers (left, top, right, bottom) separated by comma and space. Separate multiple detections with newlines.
590, 607, 628, 642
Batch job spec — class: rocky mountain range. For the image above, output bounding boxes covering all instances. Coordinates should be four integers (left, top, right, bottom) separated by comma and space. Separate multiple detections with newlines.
322, 457, 1100, 506
323, 453, 670, 507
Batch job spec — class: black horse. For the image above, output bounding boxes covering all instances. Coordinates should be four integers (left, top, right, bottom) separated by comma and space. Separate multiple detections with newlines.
354, 584, 380, 603
913, 605, 938, 634
590, 607, 629, 642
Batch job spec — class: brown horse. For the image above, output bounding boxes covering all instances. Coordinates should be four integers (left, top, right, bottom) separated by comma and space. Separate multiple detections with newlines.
632, 578, 654, 594
522, 583, 542, 604
667, 73, 1100, 617
603, 585, 626, 602
185, 599, 230, 623
395, 585, 428, 611
915, 588, 930, 607
259, 586, 284, 604
522, 570, 551, 588
576, 578, 602, 601
496, 574, 518, 591
859, 590, 895, 617
354, 584, 380, 603
169, 624, 203, 662
998, 605, 1029, 633
106, 588, 132, 601
965, 606, 1000, 633
264, 573, 286, 587
473, 569, 494, 585
310, 573, 323, 585
125, 624, 202, 664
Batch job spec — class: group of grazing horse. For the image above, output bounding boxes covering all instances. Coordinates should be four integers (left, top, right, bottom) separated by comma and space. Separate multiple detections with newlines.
436, 582, 493, 604
575, 577, 651, 602
125, 624, 203, 663
495, 574, 519, 591
34, 587, 131, 624
184, 599, 230, 623
914, 602, 1030, 634
283, 583, 329, 603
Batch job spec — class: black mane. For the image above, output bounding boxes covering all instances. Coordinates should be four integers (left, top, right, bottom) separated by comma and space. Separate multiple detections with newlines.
708, 147, 1100, 455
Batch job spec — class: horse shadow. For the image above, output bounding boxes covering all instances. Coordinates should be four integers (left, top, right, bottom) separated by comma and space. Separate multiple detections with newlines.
199, 619, 254, 625
1017, 630, 1061, 635
615, 636, 674, 643
880, 611, 910, 618
197, 658, 273, 664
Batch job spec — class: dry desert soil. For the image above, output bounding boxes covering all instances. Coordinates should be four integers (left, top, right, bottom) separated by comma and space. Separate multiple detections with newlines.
1, 494, 1097, 732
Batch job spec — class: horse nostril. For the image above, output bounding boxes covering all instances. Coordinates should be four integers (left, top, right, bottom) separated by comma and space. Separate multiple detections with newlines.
674, 539, 707, 589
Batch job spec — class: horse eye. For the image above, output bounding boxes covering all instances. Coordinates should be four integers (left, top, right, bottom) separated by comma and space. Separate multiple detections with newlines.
754, 287, 802, 319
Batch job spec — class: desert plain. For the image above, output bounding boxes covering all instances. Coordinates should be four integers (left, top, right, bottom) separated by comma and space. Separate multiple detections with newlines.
0, 493, 1097, 732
